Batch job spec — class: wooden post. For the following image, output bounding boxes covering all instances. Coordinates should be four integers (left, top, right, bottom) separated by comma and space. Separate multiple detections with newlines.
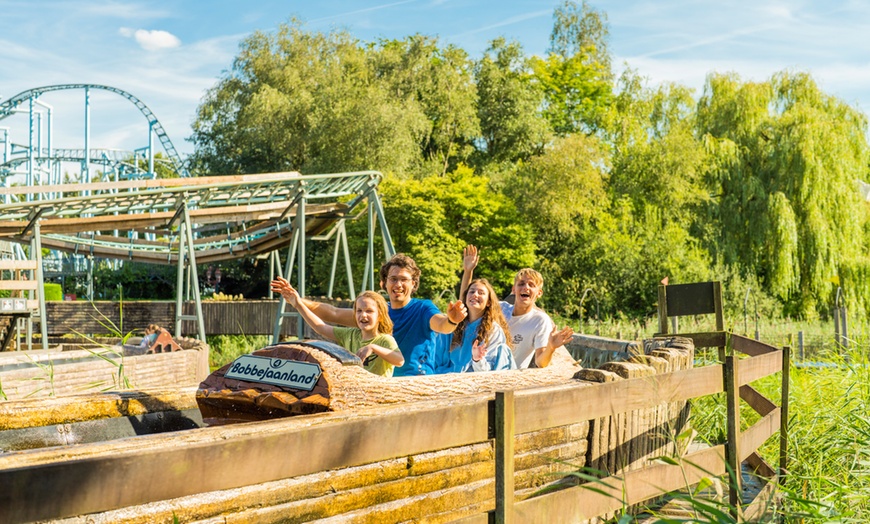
494, 391, 515, 524
713, 281, 724, 331
780, 347, 790, 485
724, 355, 742, 519
657, 285, 668, 334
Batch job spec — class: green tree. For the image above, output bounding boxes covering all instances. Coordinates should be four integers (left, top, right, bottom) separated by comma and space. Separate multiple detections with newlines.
530, 51, 612, 135
317, 167, 537, 299
474, 38, 551, 164
698, 71, 870, 317
369, 36, 480, 177
603, 69, 710, 229
548, 0, 612, 81
189, 20, 428, 177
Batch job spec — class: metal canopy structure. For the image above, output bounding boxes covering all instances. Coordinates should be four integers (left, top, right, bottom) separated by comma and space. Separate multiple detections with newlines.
0, 171, 395, 346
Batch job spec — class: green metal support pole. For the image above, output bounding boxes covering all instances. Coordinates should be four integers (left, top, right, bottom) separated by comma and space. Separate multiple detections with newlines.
31, 221, 48, 349
182, 203, 206, 341
367, 188, 395, 258
174, 202, 206, 341
272, 227, 300, 345
296, 189, 306, 339
367, 194, 375, 291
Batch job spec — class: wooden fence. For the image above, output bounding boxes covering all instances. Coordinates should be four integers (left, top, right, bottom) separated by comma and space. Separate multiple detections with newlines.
0, 332, 787, 523
41, 300, 349, 338
459, 331, 788, 522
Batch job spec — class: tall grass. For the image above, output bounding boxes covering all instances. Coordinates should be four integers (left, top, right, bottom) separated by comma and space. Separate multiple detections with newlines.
690, 341, 870, 522
206, 334, 271, 370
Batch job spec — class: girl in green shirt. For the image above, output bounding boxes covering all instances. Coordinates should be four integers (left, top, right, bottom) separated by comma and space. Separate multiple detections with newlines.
271, 279, 404, 377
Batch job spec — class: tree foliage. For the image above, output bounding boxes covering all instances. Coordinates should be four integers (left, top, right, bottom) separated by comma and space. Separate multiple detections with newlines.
698, 71, 870, 316
177, 10, 870, 322
474, 38, 551, 164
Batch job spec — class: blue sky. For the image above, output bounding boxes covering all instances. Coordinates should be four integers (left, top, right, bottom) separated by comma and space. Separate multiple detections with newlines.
2, 0, 869, 159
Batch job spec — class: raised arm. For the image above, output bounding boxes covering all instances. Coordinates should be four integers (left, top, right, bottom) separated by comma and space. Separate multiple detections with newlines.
270, 278, 338, 342
270, 276, 356, 327
459, 244, 479, 300
430, 300, 467, 334
534, 325, 575, 368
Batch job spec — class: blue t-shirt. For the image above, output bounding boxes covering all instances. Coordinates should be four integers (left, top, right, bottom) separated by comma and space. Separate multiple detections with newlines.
389, 298, 440, 376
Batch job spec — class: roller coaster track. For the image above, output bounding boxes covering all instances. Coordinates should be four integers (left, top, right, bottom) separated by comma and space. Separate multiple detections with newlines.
0, 84, 190, 177
0, 148, 173, 174
0, 171, 384, 265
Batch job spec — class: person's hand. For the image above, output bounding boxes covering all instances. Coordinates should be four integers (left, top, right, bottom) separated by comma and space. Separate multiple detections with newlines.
471, 339, 486, 362
357, 344, 374, 362
549, 325, 574, 348
447, 299, 467, 324
270, 277, 299, 306
463, 245, 479, 273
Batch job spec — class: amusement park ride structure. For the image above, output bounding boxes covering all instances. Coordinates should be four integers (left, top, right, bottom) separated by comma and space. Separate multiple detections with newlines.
0, 85, 394, 348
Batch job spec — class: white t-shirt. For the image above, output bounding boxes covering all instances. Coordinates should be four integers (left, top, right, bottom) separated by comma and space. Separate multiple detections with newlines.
500, 302, 555, 368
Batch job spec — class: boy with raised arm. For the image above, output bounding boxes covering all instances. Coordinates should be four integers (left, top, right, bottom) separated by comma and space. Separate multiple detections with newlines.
271, 253, 467, 376
460, 245, 574, 368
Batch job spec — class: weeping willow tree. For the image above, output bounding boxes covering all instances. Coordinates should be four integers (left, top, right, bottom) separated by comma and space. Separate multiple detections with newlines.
698, 71, 870, 317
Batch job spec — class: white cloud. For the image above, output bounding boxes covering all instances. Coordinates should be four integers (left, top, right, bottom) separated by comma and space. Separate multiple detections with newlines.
119, 28, 181, 51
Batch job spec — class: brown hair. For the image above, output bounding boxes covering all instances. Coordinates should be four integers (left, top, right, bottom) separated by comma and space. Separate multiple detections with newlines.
378, 253, 421, 291
355, 290, 393, 335
452, 278, 512, 350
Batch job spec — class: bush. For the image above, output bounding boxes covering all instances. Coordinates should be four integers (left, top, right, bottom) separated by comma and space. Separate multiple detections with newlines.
43, 283, 63, 301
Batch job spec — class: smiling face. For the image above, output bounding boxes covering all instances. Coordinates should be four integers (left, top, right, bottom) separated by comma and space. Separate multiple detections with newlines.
382, 266, 416, 308
465, 281, 491, 321
512, 273, 543, 313
355, 296, 380, 336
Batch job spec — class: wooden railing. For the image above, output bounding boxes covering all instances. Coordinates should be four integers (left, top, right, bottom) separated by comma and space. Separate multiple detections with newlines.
461, 331, 787, 523
0, 332, 788, 523
42, 299, 351, 337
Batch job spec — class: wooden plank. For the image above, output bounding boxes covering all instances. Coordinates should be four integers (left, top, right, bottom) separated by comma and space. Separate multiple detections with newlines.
514, 365, 724, 434
742, 477, 777, 522
662, 331, 726, 349
0, 397, 491, 523
512, 444, 727, 523
731, 334, 779, 356
740, 384, 777, 416
713, 281, 724, 331
0, 280, 38, 291
494, 391, 515, 524
746, 451, 776, 478
0, 260, 38, 270
450, 514, 489, 524
780, 347, 791, 479
739, 351, 783, 385
724, 355, 741, 517
739, 408, 781, 462
658, 285, 668, 334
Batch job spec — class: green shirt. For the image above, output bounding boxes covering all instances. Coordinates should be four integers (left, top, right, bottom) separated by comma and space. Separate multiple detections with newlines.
333, 327, 401, 377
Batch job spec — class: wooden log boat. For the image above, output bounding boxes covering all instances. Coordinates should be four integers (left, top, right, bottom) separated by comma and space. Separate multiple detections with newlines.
196, 339, 585, 425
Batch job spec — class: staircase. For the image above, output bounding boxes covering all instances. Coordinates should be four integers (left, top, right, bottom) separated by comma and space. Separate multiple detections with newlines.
0, 243, 40, 352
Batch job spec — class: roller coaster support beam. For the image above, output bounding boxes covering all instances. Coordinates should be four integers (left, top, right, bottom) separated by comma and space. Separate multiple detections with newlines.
172, 202, 206, 341
271, 186, 308, 345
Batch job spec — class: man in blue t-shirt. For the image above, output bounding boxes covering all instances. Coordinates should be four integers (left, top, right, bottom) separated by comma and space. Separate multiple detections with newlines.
274, 254, 466, 376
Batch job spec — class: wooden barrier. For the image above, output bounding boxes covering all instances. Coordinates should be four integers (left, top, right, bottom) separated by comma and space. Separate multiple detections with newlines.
0, 337, 209, 400
0, 333, 787, 523
40, 299, 351, 338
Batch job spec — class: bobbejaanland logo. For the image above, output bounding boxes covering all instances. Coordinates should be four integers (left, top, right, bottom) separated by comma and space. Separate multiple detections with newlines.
225, 355, 322, 392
